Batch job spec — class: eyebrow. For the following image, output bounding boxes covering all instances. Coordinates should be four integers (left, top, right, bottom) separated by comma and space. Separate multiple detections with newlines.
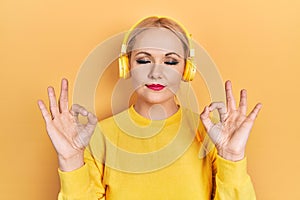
134, 51, 182, 58
135, 51, 151, 57
165, 52, 181, 58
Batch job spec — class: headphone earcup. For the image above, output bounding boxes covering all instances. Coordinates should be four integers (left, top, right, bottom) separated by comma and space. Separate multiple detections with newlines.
118, 55, 130, 79
182, 59, 196, 82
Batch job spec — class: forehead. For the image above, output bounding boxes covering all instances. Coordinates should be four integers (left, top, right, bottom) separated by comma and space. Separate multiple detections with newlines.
130, 27, 185, 57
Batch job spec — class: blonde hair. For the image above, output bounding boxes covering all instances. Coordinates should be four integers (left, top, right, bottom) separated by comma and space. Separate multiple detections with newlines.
126, 16, 190, 58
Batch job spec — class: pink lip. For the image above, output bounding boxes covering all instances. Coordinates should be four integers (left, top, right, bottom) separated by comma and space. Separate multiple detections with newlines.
146, 84, 165, 91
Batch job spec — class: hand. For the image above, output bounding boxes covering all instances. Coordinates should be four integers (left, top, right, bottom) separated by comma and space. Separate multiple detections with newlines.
200, 80, 262, 161
37, 78, 98, 171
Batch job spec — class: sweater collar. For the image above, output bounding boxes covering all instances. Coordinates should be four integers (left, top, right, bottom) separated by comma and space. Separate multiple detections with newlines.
128, 104, 182, 127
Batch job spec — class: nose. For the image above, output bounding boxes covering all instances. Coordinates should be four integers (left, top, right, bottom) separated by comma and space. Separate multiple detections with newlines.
148, 64, 163, 80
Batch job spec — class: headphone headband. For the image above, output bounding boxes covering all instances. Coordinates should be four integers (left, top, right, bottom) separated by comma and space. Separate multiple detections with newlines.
120, 16, 194, 58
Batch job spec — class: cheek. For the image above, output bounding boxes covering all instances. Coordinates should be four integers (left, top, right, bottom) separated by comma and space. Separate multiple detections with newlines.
164, 70, 182, 94
130, 65, 151, 90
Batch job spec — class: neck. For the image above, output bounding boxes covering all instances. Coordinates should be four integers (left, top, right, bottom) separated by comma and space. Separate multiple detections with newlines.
134, 98, 179, 120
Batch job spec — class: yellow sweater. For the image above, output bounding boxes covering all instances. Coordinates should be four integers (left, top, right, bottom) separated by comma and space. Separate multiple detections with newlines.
58, 106, 256, 199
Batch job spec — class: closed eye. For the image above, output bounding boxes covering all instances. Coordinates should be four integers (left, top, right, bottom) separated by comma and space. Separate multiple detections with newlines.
165, 61, 179, 65
136, 59, 151, 64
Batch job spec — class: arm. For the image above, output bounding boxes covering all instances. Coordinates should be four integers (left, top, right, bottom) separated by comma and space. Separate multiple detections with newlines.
210, 148, 256, 200
58, 149, 106, 200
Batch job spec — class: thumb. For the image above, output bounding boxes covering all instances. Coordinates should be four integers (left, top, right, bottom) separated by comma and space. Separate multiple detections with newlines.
75, 112, 98, 149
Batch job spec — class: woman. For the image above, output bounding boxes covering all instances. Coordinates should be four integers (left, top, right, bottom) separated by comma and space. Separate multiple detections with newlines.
38, 16, 262, 199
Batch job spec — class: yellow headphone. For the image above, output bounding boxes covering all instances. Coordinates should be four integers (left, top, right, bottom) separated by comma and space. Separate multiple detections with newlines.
118, 16, 197, 81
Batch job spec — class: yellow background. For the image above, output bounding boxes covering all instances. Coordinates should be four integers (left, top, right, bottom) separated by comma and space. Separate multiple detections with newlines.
1, 0, 299, 199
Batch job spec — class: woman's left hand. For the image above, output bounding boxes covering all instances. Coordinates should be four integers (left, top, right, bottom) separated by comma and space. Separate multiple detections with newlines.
200, 80, 262, 161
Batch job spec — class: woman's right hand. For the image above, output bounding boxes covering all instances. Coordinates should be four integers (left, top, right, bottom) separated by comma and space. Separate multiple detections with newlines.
37, 78, 98, 171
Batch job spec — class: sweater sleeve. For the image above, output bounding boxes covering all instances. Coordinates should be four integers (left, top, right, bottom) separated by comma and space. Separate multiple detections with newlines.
211, 149, 256, 200
57, 149, 106, 200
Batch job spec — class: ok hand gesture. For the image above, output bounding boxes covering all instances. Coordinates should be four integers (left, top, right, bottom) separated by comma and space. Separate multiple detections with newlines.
200, 80, 262, 161
37, 79, 98, 171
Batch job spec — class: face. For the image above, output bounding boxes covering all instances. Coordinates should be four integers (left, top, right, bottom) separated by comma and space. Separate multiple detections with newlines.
129, 28, 185, 106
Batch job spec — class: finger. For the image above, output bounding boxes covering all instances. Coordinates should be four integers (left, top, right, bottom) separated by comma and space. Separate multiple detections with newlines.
225, 80, 237, 112
37, 100, 52, 123
48, 86, 59, 118
85, 112, 98, 131
239, 89, 247, 115
87, 112, 98, 125
71, 104, 88, 117
70, 104, 79, 124
200, 106, 214, 132
247, 103, 262, 121
209, 102, 227, 122
59, 78, 69, 113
